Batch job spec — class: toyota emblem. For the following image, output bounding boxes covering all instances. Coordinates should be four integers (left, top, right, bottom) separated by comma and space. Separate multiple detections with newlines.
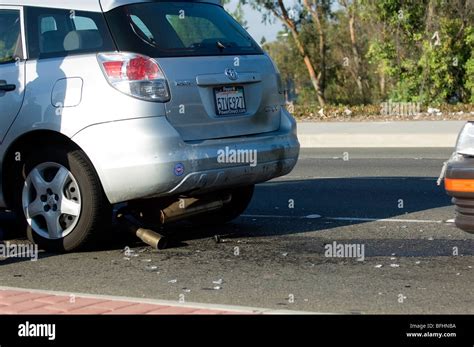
225, 68, 238, 81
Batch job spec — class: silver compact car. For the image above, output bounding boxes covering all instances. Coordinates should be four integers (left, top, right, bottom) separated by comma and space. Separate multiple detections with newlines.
0, 0, 300, 252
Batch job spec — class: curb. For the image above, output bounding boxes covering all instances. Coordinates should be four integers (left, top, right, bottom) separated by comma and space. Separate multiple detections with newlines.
297, 121, 465, 148
0, 286, 320, 315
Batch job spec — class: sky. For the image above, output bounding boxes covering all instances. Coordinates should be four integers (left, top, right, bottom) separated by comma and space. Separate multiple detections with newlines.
225, 0, 285, 43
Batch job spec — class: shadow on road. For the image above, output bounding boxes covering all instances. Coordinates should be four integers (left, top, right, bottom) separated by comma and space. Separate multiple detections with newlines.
0, 176, 454, 255
165, 176, 452, 239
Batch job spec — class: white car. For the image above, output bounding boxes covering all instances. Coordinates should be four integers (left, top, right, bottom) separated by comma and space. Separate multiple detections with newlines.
0, 0, 300, 252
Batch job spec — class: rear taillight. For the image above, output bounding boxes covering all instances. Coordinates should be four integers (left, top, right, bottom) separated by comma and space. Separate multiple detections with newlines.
97, 52, 170, 102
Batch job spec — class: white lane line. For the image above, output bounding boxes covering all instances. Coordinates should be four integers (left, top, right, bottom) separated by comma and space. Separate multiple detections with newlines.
270, 177, 439, 182
325, 217, 442, 224
242, 214, 297, 219
241, 214, 443, 224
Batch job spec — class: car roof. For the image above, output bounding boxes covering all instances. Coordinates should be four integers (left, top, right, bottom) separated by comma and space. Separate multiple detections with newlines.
0, 0, 222, 12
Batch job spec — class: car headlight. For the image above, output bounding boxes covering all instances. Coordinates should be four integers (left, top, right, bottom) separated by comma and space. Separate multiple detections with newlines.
456, 122, 474, 156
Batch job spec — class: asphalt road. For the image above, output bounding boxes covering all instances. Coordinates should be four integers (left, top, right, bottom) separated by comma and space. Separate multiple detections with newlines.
1, 148, 473, 314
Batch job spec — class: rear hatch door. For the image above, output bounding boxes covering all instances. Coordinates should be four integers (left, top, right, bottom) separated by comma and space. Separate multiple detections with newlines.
158, 54, 281, 141
105, 1, 283, 141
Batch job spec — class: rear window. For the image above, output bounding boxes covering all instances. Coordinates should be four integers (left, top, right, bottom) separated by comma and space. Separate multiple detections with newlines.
106, 2, 263, 57
26, 7, 115, 59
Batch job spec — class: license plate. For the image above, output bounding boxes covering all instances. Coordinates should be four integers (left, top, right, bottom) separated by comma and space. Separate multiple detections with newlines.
214, 86, 246, 116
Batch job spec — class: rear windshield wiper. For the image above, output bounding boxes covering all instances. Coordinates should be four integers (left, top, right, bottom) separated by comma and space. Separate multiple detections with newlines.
216, 41, 239, 51
217, 41, 226, 50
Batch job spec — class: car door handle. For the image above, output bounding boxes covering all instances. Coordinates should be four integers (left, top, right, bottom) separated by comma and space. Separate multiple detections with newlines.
0, 80, 16, 92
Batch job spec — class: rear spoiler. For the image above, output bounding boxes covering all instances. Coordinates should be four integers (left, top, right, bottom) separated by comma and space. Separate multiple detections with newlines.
100, 0, 223, 12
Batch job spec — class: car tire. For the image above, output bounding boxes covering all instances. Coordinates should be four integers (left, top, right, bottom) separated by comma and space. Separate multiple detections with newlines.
190, 185, 255, 226
13, 146, 111, 253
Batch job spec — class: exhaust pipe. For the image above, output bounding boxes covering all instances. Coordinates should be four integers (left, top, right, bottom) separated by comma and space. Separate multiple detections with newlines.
160, 195, 231, 224
117, 194, 232, 249
136, 228, 168, 250
119, 214, 168, 250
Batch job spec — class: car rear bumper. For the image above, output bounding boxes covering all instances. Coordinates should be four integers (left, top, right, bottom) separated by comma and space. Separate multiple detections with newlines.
445, 154, 474, 233
72, 109, 300, 204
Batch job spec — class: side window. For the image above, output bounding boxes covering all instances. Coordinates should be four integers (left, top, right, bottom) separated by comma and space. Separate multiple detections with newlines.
72, 16, 98, 31
0, 9, 23, 64
40, 16, 57, 33
26, 7, 115, 59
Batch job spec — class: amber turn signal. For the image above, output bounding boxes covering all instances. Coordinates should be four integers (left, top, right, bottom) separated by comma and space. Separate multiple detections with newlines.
445, 178, 474, 192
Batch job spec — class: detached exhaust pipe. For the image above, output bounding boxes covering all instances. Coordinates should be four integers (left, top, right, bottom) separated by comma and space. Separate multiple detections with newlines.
136, 228, 168, 250
160, 195, 231, 225
119, 214, 168, 250
118, 194, 232, 249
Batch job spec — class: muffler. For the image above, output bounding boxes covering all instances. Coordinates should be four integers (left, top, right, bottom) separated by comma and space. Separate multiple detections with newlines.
160, 195, 231, 224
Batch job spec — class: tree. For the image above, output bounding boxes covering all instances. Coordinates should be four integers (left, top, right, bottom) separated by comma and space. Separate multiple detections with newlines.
222, 0, 248, 29
238, 0, 474, 106
339, 0, 368, 101
243, 0, 328, 106
367, 0, 474, 103
463, 23, 474, 102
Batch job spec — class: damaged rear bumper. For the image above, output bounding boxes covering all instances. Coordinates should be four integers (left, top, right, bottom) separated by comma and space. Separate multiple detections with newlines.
72, 110, 300, 204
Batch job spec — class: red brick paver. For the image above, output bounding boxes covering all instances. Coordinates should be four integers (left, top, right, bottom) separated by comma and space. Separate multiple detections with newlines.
0, 288, 251, 315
